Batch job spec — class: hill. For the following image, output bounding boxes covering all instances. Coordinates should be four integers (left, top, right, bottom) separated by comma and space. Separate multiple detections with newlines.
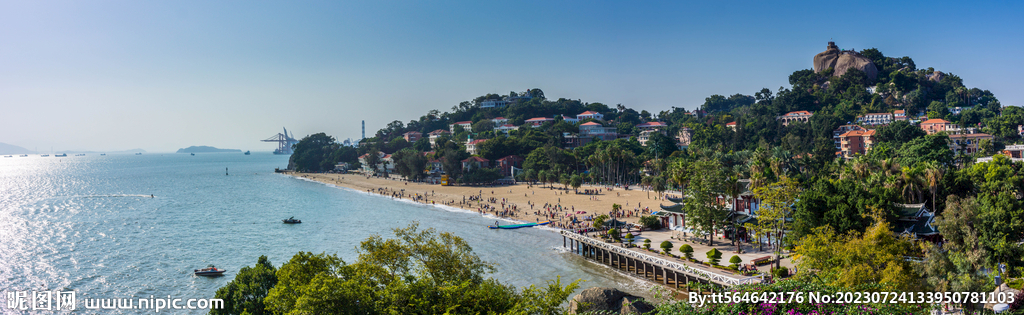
176, 146, 242, 153
0, 142, 35, 154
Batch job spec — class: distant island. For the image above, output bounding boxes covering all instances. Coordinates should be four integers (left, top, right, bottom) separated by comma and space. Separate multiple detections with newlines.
0, 142, 35, 154
176, 146, 242, 153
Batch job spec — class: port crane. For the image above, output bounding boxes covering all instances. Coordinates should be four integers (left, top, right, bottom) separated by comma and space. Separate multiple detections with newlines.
262, 127, 299, 155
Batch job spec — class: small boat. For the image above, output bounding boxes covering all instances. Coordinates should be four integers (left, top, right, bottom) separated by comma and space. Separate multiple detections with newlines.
3, 155, 11, 158
100, 153, 106, 156
55, 153, 67, 157
194, 265, 226, 277
135, 153, 142, 155
190, 153, 195, 156
282, 217, 301, 224
19, 154, 28, 157
244, 151, 250, 155
40, 154, 49, 157
488, 220, 551, 229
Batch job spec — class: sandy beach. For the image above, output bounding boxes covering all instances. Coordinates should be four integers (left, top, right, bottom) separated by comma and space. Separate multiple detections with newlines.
293, 172, 667, 230
291, 171, 796, 275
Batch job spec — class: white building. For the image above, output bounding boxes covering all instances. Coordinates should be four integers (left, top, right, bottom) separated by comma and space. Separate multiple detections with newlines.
428, 129, 450, 148
466, 139, 487, 155
856, 112, 893, 126
494, 124, 519, 134
579, 122, 618, 140
561, 115, 579, 124
576, 111, 604, 121
491, 117, 508, 125
449, 121, 472, 133
480, 99, 510, 108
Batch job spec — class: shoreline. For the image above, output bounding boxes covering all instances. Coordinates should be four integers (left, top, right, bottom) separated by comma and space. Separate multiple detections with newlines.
288, 172, 663, 232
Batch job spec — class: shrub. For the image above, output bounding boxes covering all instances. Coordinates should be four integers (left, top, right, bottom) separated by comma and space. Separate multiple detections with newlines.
607, 228, 620, 243
679, 244, 694, 260
660, 241, 674, 255
638, 215, 662, 230
772, 266, 789, 278
729, 255, 742, 269
706, 248, 722, 265
643, 239, 651, 250
623, 233, 635, 246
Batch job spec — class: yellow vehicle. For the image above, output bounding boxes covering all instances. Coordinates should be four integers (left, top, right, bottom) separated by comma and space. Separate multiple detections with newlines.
441, 175, 449, 186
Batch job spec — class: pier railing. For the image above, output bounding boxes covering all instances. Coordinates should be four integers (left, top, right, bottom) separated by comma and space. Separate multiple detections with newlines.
561, 230, 763, 287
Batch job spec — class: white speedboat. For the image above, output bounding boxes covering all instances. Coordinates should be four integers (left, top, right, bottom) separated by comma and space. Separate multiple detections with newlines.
194, 265, 226, 277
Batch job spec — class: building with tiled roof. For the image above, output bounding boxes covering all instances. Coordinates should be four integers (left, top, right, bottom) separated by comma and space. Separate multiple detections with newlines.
920, 119, 957, 135
495, 155, 524, 177
525, 117, 555, 127
576, 111, 604, 121
833, 125, 867, 151
402, 131, 422, 142
449, 121, 473, 133
856, 112, 893, 126
948, 133, 993, 155
636, 121, 668, 131
778, 111, 813, 126
725, 121, 737, 130
428, 129, 451, 149
493, 124, 519, 134
838, 129, 876, 158
461, 156, 490, 171
893, 203, 939, 240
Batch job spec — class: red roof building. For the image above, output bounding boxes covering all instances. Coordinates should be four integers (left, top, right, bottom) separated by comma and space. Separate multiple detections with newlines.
495, 155, 524, 177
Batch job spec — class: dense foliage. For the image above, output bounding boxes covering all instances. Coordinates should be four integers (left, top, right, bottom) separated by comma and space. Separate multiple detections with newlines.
283, 46, 1024, 311
212, 223, 580, 315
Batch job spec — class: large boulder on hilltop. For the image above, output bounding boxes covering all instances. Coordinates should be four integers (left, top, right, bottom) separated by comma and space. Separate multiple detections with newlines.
813, 41, 878, 81
568, 287, 656, 314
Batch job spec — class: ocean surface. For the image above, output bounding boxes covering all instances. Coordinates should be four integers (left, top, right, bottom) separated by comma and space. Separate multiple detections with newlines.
0, 153, 653, 314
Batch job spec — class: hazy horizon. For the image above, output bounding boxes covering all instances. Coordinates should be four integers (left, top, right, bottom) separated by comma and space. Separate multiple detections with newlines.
3, 1, 1022, 152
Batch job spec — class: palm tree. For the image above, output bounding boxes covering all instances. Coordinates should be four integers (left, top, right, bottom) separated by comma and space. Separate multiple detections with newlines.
923, 162, 944, 210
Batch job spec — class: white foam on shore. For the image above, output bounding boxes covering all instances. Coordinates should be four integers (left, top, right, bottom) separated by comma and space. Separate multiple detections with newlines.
288, 174, 535, 224
289, 174, 657, 298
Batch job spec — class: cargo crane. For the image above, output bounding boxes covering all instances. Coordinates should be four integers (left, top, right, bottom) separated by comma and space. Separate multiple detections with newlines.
262, 127, 299, 155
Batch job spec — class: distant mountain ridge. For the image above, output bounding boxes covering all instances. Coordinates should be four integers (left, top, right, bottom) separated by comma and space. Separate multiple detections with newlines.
0, 142, 34, 154
176, 146, 242, 153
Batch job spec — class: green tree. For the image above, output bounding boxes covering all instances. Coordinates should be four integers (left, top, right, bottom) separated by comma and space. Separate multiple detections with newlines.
920, 195, 989, 297
660, 240, 674, 255
288, 133, 339, 172
569, 174, 582, 193
211, 256, 277, 315
875, 120, 927, 144
729, 255, 742, 269
684, 159, 728, 245
706, 248, 723, 265
752, 176, 801, 269
679, 244, 694, 260
643, 239, 652, 250
793, 208, 921, 291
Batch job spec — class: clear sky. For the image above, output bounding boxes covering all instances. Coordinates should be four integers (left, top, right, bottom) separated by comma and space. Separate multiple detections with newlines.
2, 0, 1021, 152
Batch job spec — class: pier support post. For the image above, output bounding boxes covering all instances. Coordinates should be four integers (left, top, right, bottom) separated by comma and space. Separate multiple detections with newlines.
563, 236, 566, 249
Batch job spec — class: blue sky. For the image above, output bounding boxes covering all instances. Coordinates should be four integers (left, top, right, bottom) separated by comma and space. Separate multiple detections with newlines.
2, 0, 1021, 152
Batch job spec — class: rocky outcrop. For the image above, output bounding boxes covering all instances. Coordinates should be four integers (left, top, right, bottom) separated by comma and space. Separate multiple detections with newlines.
813, 41, 878, 81
568, 287, 656, 315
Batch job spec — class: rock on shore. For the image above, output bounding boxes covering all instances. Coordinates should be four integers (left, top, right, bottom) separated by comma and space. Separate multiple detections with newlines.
568, 287, 656, 314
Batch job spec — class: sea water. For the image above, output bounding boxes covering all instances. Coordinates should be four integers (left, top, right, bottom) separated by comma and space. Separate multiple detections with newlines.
0, 153, 653, 314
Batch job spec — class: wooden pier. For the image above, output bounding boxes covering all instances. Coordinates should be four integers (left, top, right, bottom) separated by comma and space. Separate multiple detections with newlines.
561, 230, 762, 289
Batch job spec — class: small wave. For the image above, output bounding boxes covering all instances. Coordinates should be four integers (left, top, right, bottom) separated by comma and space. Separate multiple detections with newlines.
286, 174, 577, 236
62, 194, 154, 199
